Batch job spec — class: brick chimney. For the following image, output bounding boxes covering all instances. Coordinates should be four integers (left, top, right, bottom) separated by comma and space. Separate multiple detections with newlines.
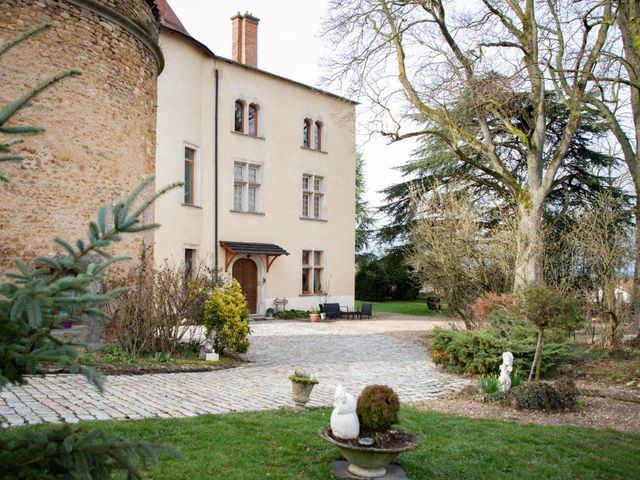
231, 12, 260, 68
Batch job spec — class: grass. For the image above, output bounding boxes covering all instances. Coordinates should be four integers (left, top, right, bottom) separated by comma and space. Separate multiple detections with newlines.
355, 299, 442, 317
52, 406, 640, 480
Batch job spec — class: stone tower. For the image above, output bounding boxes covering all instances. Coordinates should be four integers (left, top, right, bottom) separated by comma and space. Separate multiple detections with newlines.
0, 0, 163, 269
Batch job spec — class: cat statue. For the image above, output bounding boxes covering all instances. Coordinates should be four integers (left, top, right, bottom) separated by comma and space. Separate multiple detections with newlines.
330, 385, 360, 439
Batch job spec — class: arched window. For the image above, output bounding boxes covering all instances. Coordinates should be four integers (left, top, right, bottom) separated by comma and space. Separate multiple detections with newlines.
303, 118, 311, 148
234, 100, 245, 133
248, 103, 258, 136
314, 121, 323, 151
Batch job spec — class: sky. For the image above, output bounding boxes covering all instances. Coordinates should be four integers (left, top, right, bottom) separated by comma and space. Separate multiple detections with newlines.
166, 0, 416, 212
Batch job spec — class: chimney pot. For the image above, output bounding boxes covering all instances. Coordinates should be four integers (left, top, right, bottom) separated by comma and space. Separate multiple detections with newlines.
231, 12, 260, 68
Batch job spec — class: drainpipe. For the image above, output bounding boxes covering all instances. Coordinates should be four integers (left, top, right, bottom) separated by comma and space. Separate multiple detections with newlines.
214, 68, 219, 272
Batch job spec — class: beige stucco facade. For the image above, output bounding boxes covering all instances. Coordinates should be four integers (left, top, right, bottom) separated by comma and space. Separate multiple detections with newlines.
154, 29, 356, 314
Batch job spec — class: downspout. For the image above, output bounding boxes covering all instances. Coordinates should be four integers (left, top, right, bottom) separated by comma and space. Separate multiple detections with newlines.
214, 67, 219, 272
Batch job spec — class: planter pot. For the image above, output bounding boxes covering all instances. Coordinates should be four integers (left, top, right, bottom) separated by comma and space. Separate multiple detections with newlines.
309, 313, 320, 322
319, 426, 419, 478
320, 312, 326, 320
291, 380, 316, 407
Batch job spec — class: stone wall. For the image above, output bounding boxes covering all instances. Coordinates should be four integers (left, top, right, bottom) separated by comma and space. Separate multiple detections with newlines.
0, 0, 161, 273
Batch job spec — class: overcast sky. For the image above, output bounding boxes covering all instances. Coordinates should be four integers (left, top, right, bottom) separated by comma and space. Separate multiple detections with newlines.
166, 0, 415, 213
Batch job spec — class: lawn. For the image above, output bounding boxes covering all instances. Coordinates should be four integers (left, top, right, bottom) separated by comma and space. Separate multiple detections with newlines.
67, 406, 640, 479
355, 299, 441, 317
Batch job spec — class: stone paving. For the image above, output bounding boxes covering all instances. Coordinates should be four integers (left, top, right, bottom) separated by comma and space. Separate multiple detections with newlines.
0, 318, 470, 427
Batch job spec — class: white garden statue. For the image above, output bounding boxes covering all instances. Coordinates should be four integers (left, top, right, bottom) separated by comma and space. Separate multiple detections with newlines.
330, 385, 360, 439
498, 351, 514, 392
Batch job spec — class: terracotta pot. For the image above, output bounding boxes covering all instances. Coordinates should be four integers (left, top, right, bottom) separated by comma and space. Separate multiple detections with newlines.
291, 380, 316, 407
309, 313, 320, 322
318, 426, 420, 478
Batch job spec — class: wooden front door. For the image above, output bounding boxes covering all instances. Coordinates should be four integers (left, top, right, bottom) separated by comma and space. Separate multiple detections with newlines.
232, 258, 258, 314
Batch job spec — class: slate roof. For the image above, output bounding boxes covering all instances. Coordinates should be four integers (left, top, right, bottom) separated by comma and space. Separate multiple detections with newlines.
220, 241, 290, 256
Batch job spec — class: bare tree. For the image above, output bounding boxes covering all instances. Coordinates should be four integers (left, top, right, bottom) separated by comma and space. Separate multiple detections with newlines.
566, 192, 633, 347
407, 189, 515, 327
585, 1, 640, 331
323, 0, 613, 288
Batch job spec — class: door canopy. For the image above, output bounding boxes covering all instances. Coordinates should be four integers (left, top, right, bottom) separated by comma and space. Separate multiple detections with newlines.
220, 241, 290, 272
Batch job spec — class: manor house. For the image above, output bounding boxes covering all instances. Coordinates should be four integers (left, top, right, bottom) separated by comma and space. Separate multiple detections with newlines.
154, 2, 357, 314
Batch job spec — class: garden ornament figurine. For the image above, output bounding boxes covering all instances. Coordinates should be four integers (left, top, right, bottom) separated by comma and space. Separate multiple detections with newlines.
330, 385, 360, 439
499, 351, 514, 392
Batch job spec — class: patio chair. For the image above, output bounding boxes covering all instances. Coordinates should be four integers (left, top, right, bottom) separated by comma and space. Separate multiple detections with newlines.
322, 303, 343, 319
355, 303, 372, 319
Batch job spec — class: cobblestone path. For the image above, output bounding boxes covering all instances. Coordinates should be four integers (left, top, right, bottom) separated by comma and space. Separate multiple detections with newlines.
0, 319, 469, 426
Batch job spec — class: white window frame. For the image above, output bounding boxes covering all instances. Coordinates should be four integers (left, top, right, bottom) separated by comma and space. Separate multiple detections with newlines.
183, 143, 201, 207
233, 161, 262, 213
302, 249, 324, 294
302, 174, 324, 219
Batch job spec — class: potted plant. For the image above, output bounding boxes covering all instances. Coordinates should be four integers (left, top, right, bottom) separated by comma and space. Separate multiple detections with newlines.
289, 370, 319, 407
309, 308, 320, 322
319, 384, 419, 478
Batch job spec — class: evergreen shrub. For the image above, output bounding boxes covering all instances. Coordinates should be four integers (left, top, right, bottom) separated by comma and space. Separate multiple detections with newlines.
356, 384, 400, 433
430, 327, 571, 375
515, 382, 574, 411
203, 279, 250, 354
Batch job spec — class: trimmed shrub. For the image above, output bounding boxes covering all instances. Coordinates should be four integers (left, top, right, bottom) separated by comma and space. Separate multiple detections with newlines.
515, 382, 569, 411
357, 385, 400, 433
430, 327, 571, 376
203, 279, 250, 354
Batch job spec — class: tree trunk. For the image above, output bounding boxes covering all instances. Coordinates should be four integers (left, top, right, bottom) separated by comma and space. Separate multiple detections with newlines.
633, 203, 640, 334
514, 203, 544, 291
529, 327, 544, 382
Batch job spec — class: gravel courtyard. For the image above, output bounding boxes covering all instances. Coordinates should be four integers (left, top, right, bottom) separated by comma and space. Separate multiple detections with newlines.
0, 317, 469, 426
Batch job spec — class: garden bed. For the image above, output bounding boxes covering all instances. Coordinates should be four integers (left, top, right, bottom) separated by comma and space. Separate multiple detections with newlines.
37, 357, 244, 376
36, 343, 247, 376
413, 392, 640, 434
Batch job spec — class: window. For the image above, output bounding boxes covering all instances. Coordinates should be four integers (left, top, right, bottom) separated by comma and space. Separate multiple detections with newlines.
233, 184, 243, 210
234, 100, 245, 133
303, 118, 311, 148
233, 162, 261, 212
248, 103, 258, 136
184, 146, 195, 205
185, 248, 196, 280
234, 164, 243, 181
314, 121, 322, 150
248, 185, 257, 211
302, 174, 324, 219
302, 250, 323, 294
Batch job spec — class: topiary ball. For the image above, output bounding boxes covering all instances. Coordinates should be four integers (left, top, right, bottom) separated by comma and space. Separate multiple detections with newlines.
356, 384, 400, 433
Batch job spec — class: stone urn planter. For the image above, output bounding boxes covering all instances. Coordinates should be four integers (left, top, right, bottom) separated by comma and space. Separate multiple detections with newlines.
319, 426, 420, 478
288, 370, 319, 407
